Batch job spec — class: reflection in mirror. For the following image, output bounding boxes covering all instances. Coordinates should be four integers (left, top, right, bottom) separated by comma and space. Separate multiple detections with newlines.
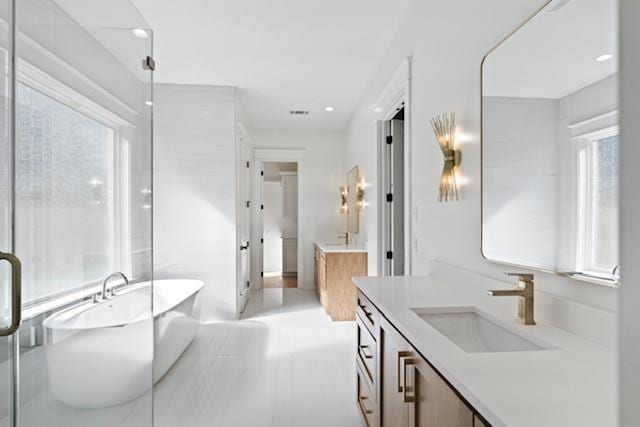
482, 0, 619, 284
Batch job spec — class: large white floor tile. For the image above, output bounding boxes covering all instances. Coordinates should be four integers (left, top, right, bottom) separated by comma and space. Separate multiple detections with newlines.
3, 288, 362, 427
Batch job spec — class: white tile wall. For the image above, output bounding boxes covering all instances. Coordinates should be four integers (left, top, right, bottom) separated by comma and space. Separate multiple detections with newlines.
154, 84, 238, 321
483, 97, 559, 269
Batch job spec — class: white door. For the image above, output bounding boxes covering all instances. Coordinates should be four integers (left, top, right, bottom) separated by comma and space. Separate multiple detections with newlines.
256, 161, 265, 288
238, 134, 252, 313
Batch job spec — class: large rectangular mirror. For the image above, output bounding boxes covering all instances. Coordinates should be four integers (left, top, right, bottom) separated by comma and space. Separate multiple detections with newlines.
482, 0, 619, 285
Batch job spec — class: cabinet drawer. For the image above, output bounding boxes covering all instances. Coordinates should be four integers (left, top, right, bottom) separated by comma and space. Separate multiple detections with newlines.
357, 360, 377, 427
356, 314, 376, 387
356, 291, 377, 335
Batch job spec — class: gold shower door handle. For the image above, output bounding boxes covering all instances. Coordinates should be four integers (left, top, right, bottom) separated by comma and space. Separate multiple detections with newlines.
0, 252, 21, 337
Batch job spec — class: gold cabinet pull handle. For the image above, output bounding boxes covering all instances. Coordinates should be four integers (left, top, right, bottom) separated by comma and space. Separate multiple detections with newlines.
397, 351, 411, 392
358, 301, 372, 316
359, 395, 374, 415
0, 252, 21, 337
403, 357, 416, 403
359, 345, 374, 360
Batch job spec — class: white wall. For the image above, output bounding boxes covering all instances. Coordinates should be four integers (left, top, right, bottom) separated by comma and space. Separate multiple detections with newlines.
344, 0, 618, 342
619, 0, 639, 423
343, 102, 379, 276
251, 129, 345, 289
154, 84, 238, 320
263, 181, 283, 273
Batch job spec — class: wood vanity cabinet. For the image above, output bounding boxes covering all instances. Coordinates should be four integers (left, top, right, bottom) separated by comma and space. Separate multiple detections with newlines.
356, 290, 491, 427
314, 245, 367, 321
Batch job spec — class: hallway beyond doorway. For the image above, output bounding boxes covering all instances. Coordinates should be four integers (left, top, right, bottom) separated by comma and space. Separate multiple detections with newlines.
263, 274, 297, 289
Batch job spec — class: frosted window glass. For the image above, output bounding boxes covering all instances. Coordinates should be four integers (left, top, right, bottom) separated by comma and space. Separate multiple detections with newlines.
15, 83, 116, 302
590, 135, 619, 273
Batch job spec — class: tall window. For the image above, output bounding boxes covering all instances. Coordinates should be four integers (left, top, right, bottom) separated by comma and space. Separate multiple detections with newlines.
576, 128, 619, 278
15, 82, 123, 302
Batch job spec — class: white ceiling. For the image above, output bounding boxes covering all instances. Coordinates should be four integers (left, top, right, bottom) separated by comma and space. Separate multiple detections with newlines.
130, 0, 414, 130
483, 0, 618, 99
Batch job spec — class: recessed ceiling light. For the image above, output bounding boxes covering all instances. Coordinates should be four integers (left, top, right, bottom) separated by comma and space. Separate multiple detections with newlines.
596, 54, 614, 63
325, 106, 334, 112
132, 28, 148, 39
373, 107, 383, 113
145, 101, 153, 106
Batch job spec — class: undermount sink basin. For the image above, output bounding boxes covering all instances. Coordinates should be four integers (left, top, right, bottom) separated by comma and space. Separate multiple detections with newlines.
411, 307, 549, 353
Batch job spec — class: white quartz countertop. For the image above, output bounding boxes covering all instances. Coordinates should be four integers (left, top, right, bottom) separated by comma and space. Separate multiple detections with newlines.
314, 242, 367, 253
353, 275, 616, 427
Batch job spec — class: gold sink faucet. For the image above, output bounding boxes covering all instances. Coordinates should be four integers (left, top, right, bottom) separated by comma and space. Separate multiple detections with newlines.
337, 231, 349, 245
488, 273, 535, 325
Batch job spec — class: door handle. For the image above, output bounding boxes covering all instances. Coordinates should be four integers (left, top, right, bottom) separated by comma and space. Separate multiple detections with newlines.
240, 242, 250, 251
0, 252, 21, 337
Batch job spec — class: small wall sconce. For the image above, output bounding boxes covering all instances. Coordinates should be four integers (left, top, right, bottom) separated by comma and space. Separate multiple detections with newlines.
356, 179, 366, 210
430, 113, 461, 202
340, 186, 349, 214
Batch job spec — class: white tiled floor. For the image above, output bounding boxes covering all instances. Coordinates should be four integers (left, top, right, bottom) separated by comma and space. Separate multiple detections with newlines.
0, 288, 361, 427
152, 288, 362, 427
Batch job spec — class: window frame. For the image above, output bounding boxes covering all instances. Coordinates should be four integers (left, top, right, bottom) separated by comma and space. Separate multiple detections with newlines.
573, 125, 619, 279
16, 59, 134, 305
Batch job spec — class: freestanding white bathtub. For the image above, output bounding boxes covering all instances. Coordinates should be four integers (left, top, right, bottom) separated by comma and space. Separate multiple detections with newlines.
43, 279, 204, 408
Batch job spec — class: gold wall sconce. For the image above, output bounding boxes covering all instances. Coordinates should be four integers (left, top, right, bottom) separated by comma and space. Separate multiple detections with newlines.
346, 166, 365, 233
430, 113, 461, 202
340, 186, 348, 214
355, 179, 366, 210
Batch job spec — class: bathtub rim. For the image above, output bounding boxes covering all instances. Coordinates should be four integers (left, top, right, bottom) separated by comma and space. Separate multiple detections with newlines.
42, 279, 204, 331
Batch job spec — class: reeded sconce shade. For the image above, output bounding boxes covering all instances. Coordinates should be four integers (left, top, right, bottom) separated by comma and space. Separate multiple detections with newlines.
340, 186, 348, 214
431, 113, 461, 202
356, 180, 366, 209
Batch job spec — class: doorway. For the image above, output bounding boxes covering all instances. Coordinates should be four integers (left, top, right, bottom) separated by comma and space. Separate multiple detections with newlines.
380, 107, 406, 276
261, 162, 299, 288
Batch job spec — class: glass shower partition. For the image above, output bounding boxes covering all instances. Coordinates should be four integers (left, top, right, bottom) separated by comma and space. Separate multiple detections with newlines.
0, 0, 154, 425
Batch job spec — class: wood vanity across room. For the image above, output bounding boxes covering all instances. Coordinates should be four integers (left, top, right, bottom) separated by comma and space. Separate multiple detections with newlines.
314, 242, 367, 321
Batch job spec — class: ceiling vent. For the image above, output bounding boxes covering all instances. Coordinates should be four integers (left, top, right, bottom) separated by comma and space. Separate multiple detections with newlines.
289, 110, 309, 116
546, 0, 571, 13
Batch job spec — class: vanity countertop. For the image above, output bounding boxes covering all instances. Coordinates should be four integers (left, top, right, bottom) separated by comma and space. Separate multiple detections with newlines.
353, 275, 616, 427
314, 242, 367, 253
